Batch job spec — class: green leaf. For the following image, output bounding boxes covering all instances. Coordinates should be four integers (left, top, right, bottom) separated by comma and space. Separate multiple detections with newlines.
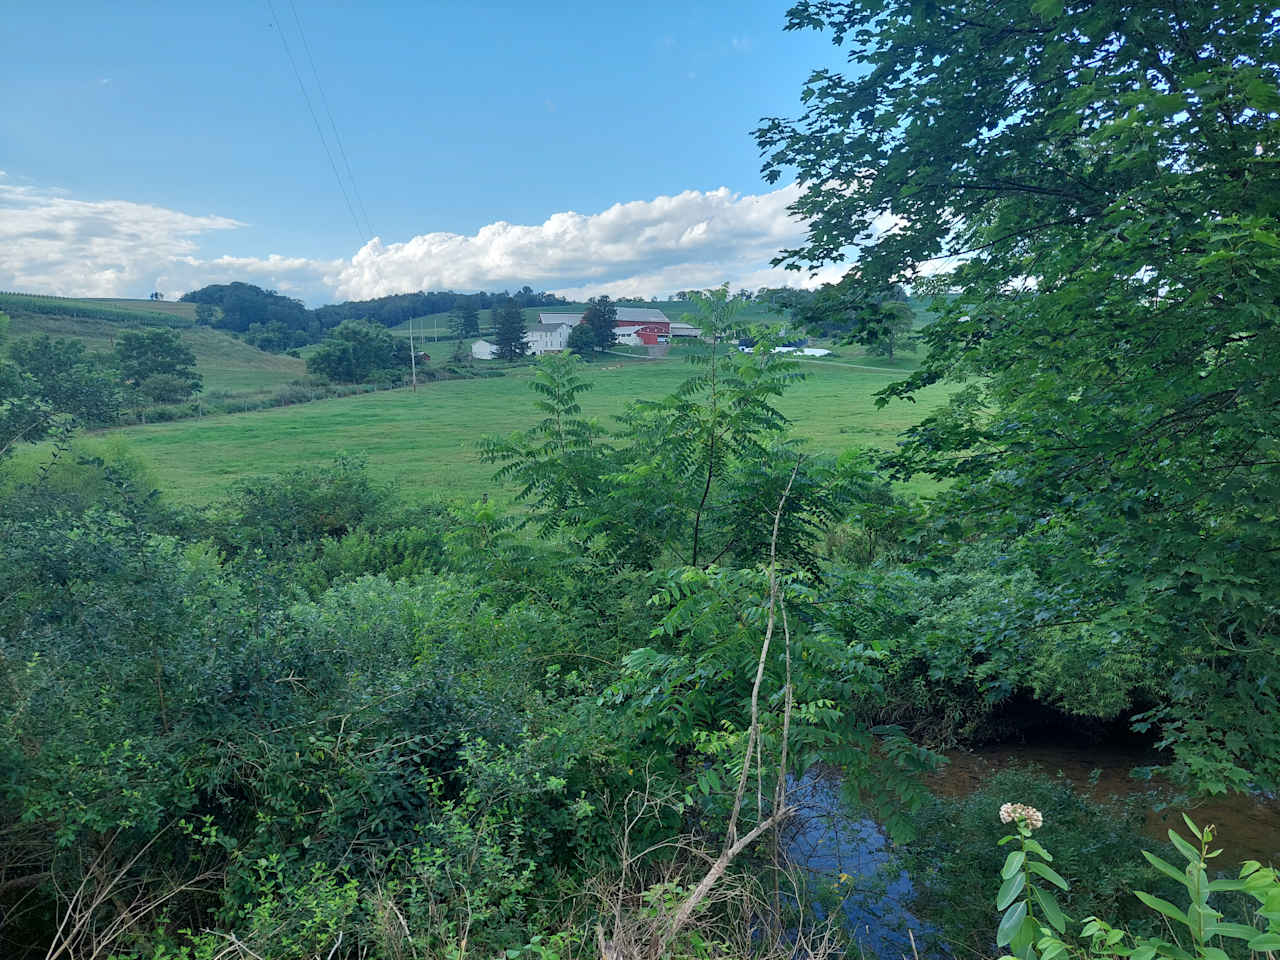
997, 900, 1028, 948
998, 871, 1027, 910
1249, 934, 1280, 951
1207, 877, 1248, 893
1023, 838, 1053, 861
1134, 890, 1189, 926
1168, 829, 1201, 866
1143, 850, 1189, 886
1180, 813, 1204, 842
1205, 922, 1261, 942
1027, 860, 1069, 891
1033, 886, 1068, 934
1003, 850, 1027, 880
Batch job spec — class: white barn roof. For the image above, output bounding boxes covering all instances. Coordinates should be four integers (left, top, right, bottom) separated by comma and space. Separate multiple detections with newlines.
615, 307, 669, 325
537, 312, 583, 327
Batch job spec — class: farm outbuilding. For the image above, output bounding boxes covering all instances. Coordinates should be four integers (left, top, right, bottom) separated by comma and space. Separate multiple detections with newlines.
615, 307, 701, 341
471, 339, 499, 360
528, 319, 575, 354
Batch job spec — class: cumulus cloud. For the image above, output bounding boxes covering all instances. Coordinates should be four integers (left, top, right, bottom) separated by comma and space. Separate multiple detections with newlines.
0, 180, 242, 297
0, 178, 864, 305
0, 179, 334, 300
333, 185, 834, 300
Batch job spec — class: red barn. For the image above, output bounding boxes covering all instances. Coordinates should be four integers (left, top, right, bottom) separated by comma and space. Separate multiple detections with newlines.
614, 307, 672, 345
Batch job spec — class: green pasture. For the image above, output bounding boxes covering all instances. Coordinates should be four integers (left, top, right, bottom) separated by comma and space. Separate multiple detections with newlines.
108, 356, 948, 505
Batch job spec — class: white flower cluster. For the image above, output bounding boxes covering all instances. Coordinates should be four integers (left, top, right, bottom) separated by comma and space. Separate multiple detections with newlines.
999, 802, 1045, 830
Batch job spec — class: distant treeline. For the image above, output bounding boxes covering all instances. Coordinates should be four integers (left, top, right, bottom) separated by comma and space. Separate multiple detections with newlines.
178, 282, 567, 352
0, 292, 193, 328
313, 285, 567, 327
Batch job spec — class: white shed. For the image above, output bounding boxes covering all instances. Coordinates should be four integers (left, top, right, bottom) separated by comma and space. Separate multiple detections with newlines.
471, 339, 499, 360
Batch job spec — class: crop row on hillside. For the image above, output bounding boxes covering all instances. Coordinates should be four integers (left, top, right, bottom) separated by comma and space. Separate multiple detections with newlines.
0, 292, 195, 327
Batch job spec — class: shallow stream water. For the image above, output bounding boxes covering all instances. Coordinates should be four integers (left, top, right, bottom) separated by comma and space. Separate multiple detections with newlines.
783, 743, 1280, 958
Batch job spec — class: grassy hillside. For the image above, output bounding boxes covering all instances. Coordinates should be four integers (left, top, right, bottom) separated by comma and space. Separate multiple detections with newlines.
3, 302, 305, 395
101, 355, 949, 505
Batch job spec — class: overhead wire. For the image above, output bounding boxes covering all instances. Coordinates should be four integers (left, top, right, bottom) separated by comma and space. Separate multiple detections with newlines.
264, 0, 367, 250
287, 0, 375, 241
265, 0, 411, 306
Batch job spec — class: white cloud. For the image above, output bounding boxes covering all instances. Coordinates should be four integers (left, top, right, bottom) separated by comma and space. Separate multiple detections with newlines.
0, 181, 338, 301
0, 179, 862, 305
332, 185, 836, 300
0, 181, 243, 297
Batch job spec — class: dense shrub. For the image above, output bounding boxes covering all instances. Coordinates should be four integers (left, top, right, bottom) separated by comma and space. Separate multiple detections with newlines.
0, 488, 601, 958
215, 454, 391, 556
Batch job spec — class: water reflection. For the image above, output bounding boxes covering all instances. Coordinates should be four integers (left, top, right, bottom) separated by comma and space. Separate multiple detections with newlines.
784, 772, 938, 958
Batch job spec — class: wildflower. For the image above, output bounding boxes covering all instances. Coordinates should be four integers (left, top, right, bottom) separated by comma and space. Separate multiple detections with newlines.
999, 802, 1044, 830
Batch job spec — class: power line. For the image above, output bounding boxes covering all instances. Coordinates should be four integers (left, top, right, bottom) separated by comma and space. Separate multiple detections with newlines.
265, 1, 406, 304
287, 0, 375, 241
265, 0, 366, 248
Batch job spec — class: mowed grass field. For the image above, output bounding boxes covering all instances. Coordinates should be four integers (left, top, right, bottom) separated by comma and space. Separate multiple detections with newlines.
5, 312, 306, 394
113, 356, 948, 505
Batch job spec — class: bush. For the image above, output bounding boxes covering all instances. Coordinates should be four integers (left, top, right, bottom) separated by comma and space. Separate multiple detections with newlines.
138, 372, 197, 402
292, 520, 449, 596
992, 812, 1276, 960
0, 435, 164, 522
901, 766, 1181, 957
216, 454, 390, 557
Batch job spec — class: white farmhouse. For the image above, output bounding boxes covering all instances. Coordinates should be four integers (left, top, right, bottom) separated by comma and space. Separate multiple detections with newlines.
528, 316, 577, 354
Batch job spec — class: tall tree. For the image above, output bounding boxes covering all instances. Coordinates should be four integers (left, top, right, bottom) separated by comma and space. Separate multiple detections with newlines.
566, 323, 596, 358
582, 296, 617, 352
305, 319, 411, 383
756, 0, 1280, 791
114, 329, 202, 398
1, 326, 120, 455
863, 300, 914, 360
449, 299, 480, 339
181, 282, 309, 335
492, 298, 529, 361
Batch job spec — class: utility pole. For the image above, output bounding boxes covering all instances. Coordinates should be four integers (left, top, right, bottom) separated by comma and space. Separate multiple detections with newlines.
408, 316, 418, 391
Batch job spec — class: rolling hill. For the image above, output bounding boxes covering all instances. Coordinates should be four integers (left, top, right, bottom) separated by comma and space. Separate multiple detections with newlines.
1, 294, 305, 395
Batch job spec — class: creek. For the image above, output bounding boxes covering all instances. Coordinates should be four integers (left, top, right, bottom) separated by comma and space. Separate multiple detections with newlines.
784, 743, 1280, 958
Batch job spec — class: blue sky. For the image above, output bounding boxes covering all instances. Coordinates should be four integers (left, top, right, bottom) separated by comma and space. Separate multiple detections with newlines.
2, 2, 854, 304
